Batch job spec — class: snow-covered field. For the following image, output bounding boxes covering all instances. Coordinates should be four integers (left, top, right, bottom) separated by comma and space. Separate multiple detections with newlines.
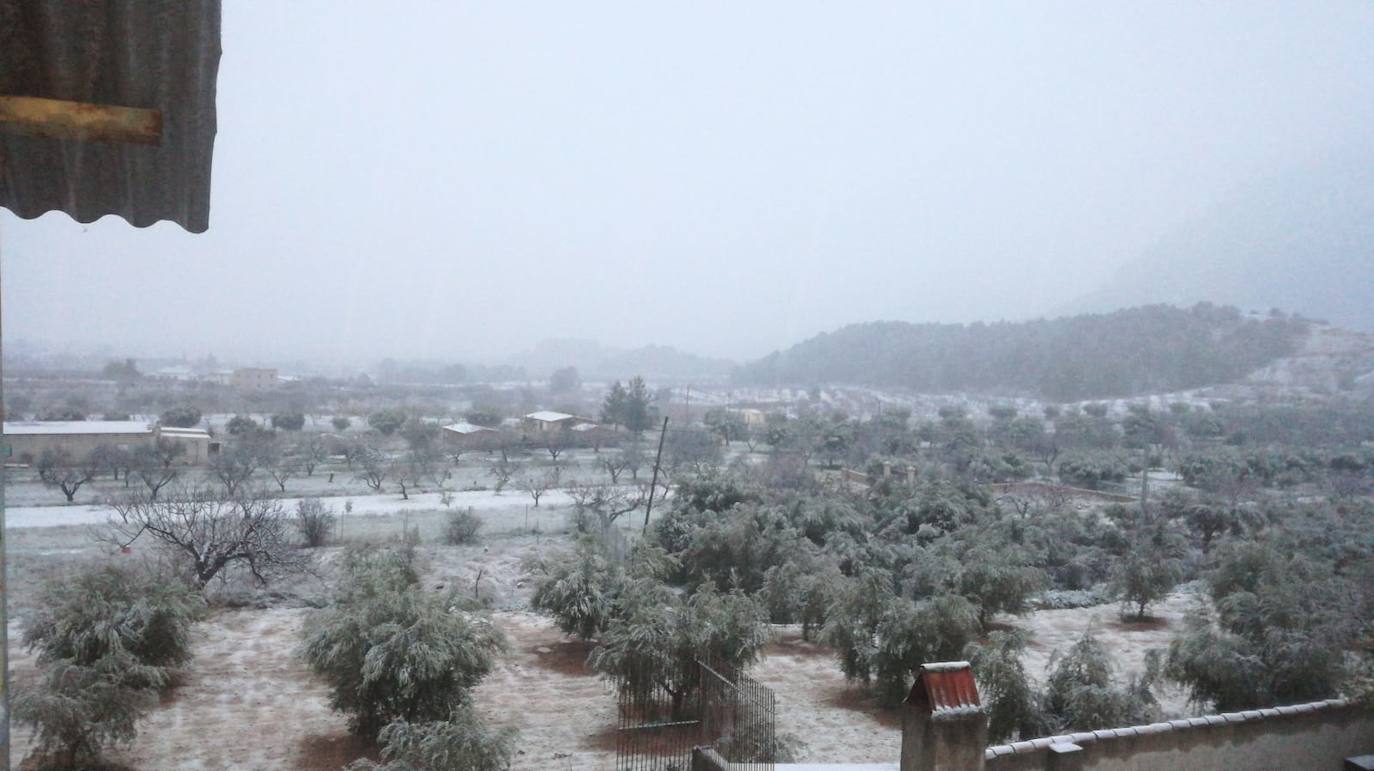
3, 455, 1199, 769
8, 593, 1199, 769
4, 487, 580, 530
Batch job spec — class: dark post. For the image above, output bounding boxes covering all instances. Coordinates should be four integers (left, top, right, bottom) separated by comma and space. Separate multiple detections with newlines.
0, 220, 9, 766
643, 416, 669, 531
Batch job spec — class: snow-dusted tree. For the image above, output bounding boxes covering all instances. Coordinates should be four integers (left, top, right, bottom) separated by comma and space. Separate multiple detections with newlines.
107, 485, 305, 587
209, 440, 265, 496
301, 547, 506, 737
36, 449, 99, 502
590, 581, 769, 717
131, 438, 185, 500
1041, 629, 1158, 732
344, 705, 516, 771
566, 481, 644, 533
1109, 512, 1187, 619
519, 469, 559, 508
965, 631, 1045, 742
822, 569, 980, 706
487, 458, 514, 494
528, 537, 625, 641
355, 446, 388, 492
15, 562, 204, 768
296, 433, 330, 477
296, 497, 336, 548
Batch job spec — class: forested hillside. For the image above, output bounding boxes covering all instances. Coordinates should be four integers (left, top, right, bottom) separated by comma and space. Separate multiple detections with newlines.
735, 304, 1308, 401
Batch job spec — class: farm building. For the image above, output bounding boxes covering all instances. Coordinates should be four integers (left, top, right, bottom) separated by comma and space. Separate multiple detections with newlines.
3, 420, 155, 463
232, 367, 279, 390
442, 421, 499, 449
731, 407, 768, 428
522, 410, 589, 432
157, 426, 215, 464
2, 421, 215, 465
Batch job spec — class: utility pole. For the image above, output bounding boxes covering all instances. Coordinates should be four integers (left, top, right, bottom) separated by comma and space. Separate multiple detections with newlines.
643, 416, 669, 531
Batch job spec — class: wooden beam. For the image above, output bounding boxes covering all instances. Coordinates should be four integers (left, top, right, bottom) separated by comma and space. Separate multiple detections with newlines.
0, 95, 161, 145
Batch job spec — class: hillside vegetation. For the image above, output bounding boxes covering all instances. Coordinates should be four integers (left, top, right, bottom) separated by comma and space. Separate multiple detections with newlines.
736, 304, 1308, 401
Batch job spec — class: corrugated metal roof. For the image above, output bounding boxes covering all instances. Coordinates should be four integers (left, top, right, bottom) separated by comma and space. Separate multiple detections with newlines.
4, 420, 152, 435
0, 0, 221, 233
906, 661, 982, 718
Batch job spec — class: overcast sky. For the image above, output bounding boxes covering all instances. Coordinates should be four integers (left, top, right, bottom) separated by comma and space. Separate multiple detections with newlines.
5, 1, 1374, 365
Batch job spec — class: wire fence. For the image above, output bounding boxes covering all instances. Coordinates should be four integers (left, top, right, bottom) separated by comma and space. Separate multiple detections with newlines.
614, 658, 777, 771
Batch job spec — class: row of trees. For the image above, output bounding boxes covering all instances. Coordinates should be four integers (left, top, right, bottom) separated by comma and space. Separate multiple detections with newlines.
736, 303, 1309, 400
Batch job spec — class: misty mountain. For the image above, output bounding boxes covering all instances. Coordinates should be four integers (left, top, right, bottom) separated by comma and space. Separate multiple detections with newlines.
1073, 148, 1374, 332
734, 304, 1308, 401
508, 338, 734, 382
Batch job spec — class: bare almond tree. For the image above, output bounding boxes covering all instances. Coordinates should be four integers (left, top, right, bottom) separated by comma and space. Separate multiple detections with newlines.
543, 430, 569, 462
209, 442, 264, 496
35, 449, 100, 502
566, 480, 645, 532
106, 485, 306, 587
488, 458, 514, 494
297, 433, 330, 477
355, 446, 388, 492
132, 440, 184, 500
600, 453, 630, 484
519, 470, 559, 508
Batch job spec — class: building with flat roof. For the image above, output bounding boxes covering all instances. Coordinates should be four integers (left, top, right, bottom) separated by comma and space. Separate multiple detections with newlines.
3, 421, 217, 465
232, 367, 279, 390
3, 420, 154, 463
157, 426, 214, 464
523, 411, 583, 428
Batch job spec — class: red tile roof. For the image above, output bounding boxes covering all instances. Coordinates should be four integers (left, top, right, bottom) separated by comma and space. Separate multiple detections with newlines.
906, 661, 982, 718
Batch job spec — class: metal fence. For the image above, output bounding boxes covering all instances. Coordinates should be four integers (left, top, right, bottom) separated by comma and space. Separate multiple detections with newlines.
614, 658, 777, 771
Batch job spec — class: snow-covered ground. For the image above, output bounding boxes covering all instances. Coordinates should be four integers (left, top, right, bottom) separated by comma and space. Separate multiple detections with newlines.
4, 488, 586, 529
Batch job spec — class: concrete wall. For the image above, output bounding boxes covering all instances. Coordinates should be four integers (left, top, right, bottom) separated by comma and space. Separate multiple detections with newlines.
984, 699, 1374, 771
158, 434, 210, 465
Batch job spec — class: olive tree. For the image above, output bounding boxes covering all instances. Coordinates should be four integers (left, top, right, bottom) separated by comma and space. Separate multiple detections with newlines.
301, 547, 506, 737
1164, 542, 1356, 710
966, 631, 1045, 742
528, 537, 626, 640
1040, 629, 1158, 732
590, 581, 769, 717
344, 705, 516, 771
1109, 514, 1187, 619
15, 563, 204, 768
822, 570, 980, 706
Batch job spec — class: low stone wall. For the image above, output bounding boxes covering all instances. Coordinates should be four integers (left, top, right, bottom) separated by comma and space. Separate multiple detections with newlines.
983, 698, 1374, 771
